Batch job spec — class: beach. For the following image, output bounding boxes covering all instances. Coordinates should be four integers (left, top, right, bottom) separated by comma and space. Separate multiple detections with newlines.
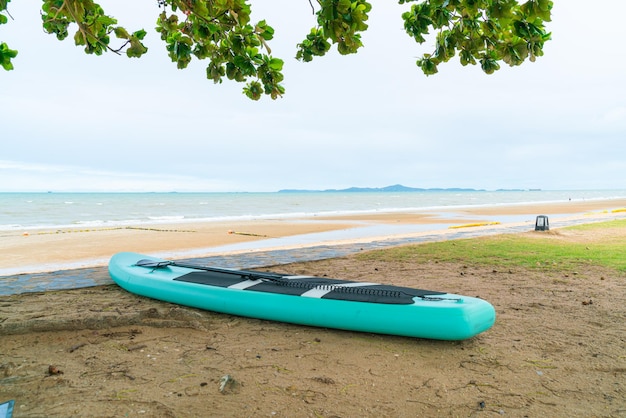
1, 199, 625, 417
2, 198, 625, 276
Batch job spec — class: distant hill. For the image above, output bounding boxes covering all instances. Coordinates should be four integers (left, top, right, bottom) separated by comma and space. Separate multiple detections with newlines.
278, 184, 485, 193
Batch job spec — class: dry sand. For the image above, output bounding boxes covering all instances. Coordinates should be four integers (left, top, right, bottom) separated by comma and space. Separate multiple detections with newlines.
0, 220, 357, 275
1, 199, 625, 417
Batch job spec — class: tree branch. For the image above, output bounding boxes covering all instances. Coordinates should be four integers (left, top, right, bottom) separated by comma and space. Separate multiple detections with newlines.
61, 0, 121, 55
2, 5, 14, 20
111, 39, 131, 54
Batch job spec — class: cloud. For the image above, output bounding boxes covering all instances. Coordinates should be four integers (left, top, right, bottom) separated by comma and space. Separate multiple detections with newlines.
0, 160, 237, 192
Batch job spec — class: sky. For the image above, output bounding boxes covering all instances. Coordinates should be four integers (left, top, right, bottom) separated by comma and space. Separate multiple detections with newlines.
1, 1, 625, 192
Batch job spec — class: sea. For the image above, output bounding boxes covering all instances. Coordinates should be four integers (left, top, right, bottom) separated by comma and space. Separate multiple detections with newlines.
2, 189, 625, 232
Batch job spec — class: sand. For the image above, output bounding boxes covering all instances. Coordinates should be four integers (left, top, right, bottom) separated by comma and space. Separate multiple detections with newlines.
1, 199, 625, 417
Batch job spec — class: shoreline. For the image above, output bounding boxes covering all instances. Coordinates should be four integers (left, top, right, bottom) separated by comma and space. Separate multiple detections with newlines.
1, 198, 625, 277
3, 193, 625, 233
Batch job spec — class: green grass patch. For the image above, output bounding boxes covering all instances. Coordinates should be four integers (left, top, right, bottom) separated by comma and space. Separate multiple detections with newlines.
566, 218, 626, 233
356, 219, 626, 273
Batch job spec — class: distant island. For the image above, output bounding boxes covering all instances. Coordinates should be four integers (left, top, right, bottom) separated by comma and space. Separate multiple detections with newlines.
278, 184, 487, 193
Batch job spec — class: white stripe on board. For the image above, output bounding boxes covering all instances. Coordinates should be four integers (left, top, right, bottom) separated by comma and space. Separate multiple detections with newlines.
300, 282, 380, 299
228, 279, 263, 290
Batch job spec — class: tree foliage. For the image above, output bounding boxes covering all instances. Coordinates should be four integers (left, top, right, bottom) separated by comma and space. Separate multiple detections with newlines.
0, 0, 552, 100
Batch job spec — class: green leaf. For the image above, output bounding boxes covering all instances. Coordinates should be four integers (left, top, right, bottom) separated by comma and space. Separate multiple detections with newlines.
114, 27, 130, 39
243, 80, 263, 100
133, 29, 147, 40
126, 38, 148, 58
206, 61, 226, 83
459, 49, 476, 66
521, 0, 552, 22
268, 57, 283, 71
488, 0, 516, 20
0, 42, 18, 70
256, 20, 275, 41
417, 56, 438, 75
480, 55, 500, 74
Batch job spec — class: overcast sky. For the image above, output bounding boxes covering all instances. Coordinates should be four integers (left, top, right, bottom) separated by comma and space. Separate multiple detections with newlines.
1, 1, 625, 192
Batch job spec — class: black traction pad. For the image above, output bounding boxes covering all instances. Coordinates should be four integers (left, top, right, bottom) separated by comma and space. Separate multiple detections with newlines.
173, 271, 445, 305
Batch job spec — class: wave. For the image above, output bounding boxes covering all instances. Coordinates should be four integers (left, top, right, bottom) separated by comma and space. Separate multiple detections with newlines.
147, 216, 185, 221
1, 190, 625, 231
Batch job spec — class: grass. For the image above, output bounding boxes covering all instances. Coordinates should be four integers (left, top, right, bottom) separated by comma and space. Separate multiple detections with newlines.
567, 218, 626, 233
356, 219, 626, 273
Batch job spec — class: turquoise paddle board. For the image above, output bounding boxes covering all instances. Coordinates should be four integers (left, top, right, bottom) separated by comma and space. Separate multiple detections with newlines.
108, 252, 495, 340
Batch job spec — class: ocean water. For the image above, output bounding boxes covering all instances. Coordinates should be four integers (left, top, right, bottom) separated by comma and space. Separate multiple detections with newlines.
1, 190, 625, 232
